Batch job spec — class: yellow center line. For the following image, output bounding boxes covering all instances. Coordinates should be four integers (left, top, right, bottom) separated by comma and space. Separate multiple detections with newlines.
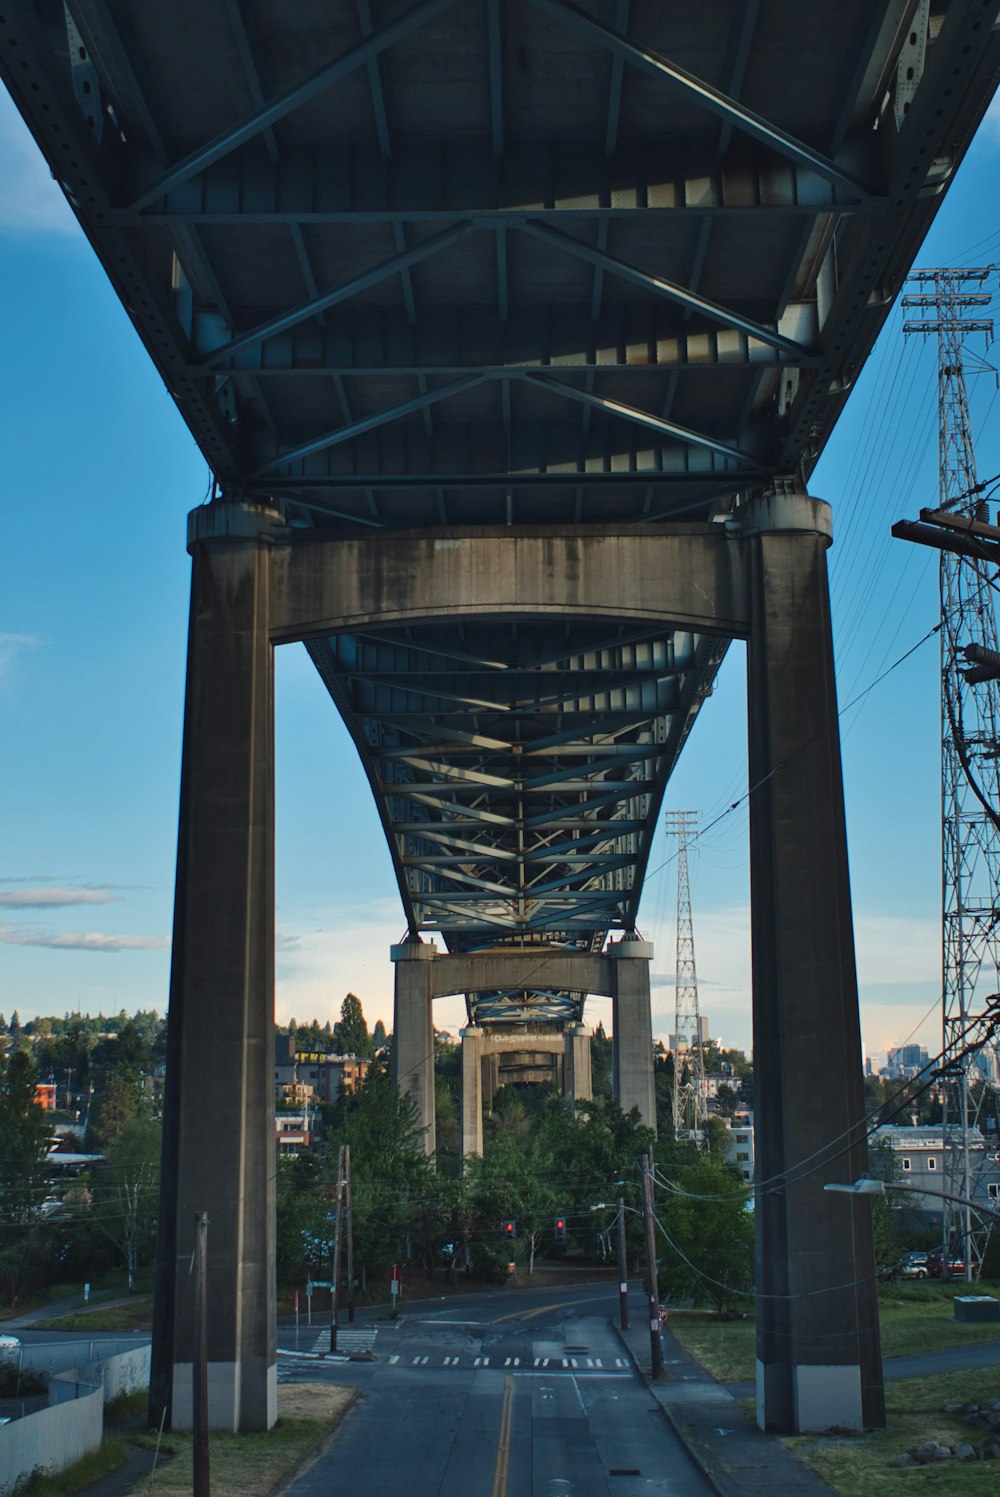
489, 1292, 611, 1325
492, 1373, 514, 1497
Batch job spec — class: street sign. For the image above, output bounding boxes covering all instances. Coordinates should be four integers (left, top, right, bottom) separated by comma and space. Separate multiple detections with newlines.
310, 1280, 333, 1289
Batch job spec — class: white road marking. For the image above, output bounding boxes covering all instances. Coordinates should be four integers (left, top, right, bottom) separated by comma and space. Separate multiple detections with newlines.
389, 1355, 400, 1365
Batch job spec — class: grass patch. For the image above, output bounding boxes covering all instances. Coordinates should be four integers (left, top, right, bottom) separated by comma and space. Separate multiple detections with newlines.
105, 1388, 149, 1427
667, 1310, 756, 1382
37, 1299, 154, 1333
788, 1369, 1000, 1496
668, 1285, 1000, 1385
137, 1382, 355, 1497
8, 1436, 127, 1496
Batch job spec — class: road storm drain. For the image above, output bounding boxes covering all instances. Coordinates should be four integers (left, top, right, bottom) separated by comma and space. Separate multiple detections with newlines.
609, 1470, 642, 1477
563, 1346, 589, 1354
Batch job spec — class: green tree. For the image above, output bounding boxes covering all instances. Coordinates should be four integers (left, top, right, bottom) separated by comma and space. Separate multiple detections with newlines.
465, 1132, 558, 1275
658, 1158, 754, 1318
0, 1048, 50, 1225
90, 1070, 152, 1152
275, 1151, 330, 1285
322, 1068, 433, 1289
590, 1023, 612, 1096
335, 994, 372, 1058
372, 1019, 388, 1051
91, 1115, 161, 1290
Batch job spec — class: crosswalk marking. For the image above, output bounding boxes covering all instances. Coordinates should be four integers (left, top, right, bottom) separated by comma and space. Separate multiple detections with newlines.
389, 1354, 399, 1364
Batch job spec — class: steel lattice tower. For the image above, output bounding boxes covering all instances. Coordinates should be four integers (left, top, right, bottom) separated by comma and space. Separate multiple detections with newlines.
665, 811, 707, 1137
902, 268, 1000, 1275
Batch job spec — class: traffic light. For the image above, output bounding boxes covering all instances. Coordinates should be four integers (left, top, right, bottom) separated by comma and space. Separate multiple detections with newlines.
501, 1219, 517, 1240
554, 1215, 568, 1244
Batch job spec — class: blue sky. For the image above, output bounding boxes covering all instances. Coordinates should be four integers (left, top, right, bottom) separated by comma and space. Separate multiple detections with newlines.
2, 84, 999, 1059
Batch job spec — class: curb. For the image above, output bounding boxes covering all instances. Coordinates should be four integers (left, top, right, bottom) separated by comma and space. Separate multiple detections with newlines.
610, 1319, 728, 1497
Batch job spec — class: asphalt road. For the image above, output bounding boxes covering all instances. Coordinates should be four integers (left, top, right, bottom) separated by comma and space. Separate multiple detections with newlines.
280, 1283, 713, 1497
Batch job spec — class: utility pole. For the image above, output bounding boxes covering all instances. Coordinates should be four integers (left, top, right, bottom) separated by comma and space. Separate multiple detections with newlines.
641, 1151, 663, 1378
899, 268, 1000, 1277
616, 1194, 629, 1330
665, 811, 707, 1138
329, 1146, 345, 1355
192, 1212, 209, 1497
345, 1144, 355, 1323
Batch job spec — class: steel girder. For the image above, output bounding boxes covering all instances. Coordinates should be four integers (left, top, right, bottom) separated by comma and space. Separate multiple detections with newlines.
307, 615, 724, 1022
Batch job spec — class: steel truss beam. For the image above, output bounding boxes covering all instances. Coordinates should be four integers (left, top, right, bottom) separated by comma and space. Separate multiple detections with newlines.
308, 616, 725, 951
129, 0, 463, 210
125, 146, 866, 225
526, 0, 873, 197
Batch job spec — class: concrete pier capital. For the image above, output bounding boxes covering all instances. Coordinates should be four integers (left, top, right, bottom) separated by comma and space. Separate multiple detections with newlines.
738, 487, 833, 544
187, 500, 288, 552
607, 938, 653, 960
460, 1024, 484, 1038
390, 940, 438, 962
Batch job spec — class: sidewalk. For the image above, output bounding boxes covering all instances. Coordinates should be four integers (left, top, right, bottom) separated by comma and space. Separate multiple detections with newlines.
615, 1317, 837, 1497
1, 1292, 143, 1331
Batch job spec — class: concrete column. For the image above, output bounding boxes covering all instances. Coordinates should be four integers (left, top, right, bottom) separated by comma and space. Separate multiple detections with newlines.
744, 491, 883, 1434
609, 939, 656, 1130
151, 503, 283, 1434
563, 1023, 592, 1106
460, 1025, 484, 1162
390, 942, 437, 1157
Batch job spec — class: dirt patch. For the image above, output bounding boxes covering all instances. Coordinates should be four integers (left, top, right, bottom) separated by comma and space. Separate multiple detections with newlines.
276, 1382, 354, 1421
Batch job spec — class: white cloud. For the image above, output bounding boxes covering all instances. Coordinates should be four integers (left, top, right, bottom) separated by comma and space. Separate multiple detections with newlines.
0, 88, 78, 236
0, 889, 121, 908
275, 899, 404, 1032
0, 633, 38, 680
0, 921, 169, 952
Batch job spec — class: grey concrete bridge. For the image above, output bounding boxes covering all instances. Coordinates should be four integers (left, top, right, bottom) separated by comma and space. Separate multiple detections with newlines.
4, 0, 999, 1440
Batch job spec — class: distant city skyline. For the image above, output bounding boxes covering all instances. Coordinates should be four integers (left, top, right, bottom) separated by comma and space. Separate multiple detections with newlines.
3, 86, 1000, 1062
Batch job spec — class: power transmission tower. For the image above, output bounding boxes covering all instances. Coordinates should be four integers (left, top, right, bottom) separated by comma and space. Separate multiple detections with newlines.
665, 811, 707, 1137
902, 267, 1000, 1276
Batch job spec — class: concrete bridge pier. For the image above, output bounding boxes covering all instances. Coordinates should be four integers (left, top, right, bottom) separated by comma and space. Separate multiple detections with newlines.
150, 507, 280, 1434
460, 1024, 485, 1159
609, 938, 656, 1129
744, 492, 884, 1434
562, 1023, 592, 1107
391, 941, 438, 1156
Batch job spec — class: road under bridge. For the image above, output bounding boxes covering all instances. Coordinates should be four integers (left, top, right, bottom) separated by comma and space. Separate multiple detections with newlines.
3, 0, 999, 1438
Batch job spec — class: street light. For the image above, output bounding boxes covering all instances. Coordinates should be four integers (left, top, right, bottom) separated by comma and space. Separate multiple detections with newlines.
824, 1177, 998, 1278
824, 1177, 998, 1215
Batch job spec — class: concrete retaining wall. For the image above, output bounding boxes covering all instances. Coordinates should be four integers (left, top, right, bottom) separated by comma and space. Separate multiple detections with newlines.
0, 1342, 151, 1494
0, 1381, 102, 1496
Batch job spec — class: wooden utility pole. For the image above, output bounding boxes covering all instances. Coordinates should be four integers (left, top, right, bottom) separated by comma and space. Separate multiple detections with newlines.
345, 1144, 355, 1323
193, 1212, 210, 1497
329, 1146, 345, 1355
641, 1152, 663, 1378
616, 1195, 630, 1330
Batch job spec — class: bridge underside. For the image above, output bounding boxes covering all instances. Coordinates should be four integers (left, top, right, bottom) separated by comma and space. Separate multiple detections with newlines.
5, 0, 1000, 1442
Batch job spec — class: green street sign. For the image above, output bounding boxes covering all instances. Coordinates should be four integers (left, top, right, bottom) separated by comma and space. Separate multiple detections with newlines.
309, 1280, 332, 1289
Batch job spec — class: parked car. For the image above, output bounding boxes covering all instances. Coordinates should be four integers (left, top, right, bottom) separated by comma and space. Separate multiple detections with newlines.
928, 1251, 981, 1279
0, 1336, 21, 1365
881, 1251, 932, 1280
